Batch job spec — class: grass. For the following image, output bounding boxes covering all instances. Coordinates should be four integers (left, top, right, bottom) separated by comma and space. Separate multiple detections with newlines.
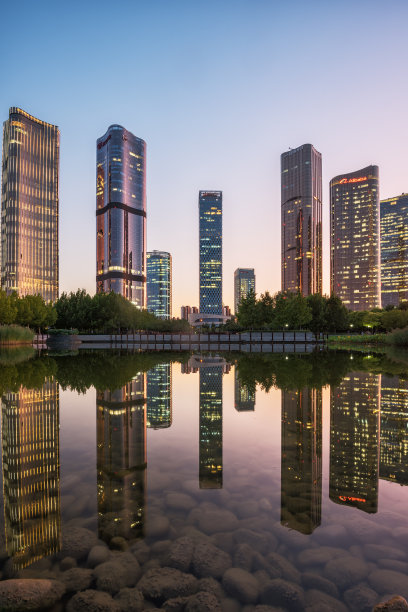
0, 325, 34, 345
329, 328, 408, 348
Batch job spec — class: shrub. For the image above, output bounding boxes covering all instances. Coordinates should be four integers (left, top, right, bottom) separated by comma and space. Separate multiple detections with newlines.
0, 325, 34, 344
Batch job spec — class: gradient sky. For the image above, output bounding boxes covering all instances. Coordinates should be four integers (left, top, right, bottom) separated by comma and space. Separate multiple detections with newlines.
1, 0, 407, 314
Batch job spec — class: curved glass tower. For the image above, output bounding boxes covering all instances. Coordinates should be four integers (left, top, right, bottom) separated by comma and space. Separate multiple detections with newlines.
1, 107, 59, 301
96, 125, 146, 307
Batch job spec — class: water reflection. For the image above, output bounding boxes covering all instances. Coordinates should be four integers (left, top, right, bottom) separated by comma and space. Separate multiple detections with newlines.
1, 379, 61, 569
146, 363, 172, 429
281, 388, 322, 534
330, 372, 380, 513
234, 369, 255, 411
380, 375, 408, 486
96, 374, 146, 543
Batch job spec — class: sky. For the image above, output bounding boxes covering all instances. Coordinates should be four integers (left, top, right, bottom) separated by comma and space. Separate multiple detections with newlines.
1, 0, 407, 314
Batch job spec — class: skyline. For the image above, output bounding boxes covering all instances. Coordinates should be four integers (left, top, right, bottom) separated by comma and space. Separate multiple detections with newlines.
1, 0, 408, 313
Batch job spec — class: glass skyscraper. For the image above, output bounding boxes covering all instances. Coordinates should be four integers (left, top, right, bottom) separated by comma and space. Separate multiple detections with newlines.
281, 144, 322, 296
146, 363, 172, 428
234, 268, 255, 314
330, 165, 380, 310
380, 194, 408, 307
146, 251, 172, 319
1, 107, 59, 301
96, 125, 146, 307
199, 191, 222, 314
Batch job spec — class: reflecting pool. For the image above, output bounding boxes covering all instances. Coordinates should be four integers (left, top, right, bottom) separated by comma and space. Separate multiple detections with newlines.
1, 349, 408, 611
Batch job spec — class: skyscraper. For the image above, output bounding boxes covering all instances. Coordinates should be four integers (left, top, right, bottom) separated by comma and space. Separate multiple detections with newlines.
330, 372, 380, 513
97, 375, 146, 542
330, 165, 380, 310
234, 268, 255, 314
281, 144, 322, 296
281, 388, 322, 534
96, 125, 146, 307
146, 363, 172, 428
146, 251, 172, 319
380, 375, 408, 486
380, 194, 408, 307
1, 107, 59, 301
199, 191, 222, 314
2, 379, 61, 569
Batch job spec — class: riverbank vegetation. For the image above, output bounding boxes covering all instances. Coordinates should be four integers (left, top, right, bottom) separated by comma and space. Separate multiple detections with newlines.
0, 325, 34, 345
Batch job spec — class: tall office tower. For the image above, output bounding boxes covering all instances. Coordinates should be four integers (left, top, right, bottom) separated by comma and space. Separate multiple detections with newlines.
199, 191, 222, 314
380, 376, 408, 486
2, 379, 61, 569
330, 372, 380, 513
281, 144, 322, 296
146, 251, 172, 319
281, 388, 322, 534
97, 375, 146, 542
380, 194, 408, 307
234, 368, 255, 411
96, 125, 146, 307
146, 363, 172, 428
234, 268, 255, 314
330, 165, 380, 310
1, 108, 59, 301
181, 305, 198, 320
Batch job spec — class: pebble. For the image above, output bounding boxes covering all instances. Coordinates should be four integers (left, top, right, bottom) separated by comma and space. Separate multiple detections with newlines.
166, 493, 196, 512
185, 591, 222, 611
167, 536, 194, 572
113, 587, 144, 611
137, 567, 198, 604
60, 557, 77, 571
62, 568, 94, 593
373, 596, 408, 611
197, 509, 239, 535
343, 583, 379, 612
260, 578, 305, 612
61, 527, 99, 560
94, 553, 141, 594
323, 555, 369, 590
234, 543, 255, 572
368, 569, 408, 600
67, 588, 120, 611
305, 588, 348, 612
266, 551, 301, 584
301, 572, 339, 598
0, 578, 66, 611
87, 545, 110, 568
191, 542, 232, 579
297, 546, 347, 567
147, 515, 171, 539
222, 567, 260, 604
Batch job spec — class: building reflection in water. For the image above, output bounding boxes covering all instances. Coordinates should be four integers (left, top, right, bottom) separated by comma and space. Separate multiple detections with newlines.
187, 356, 229, 489
2, 379, 61, 569
380, 376, 408, 486
234, 369, 255, 411
330, 372, 380, 513
146, 363, 172, 429
281, 388, 322, 534
97, 374, 146, 543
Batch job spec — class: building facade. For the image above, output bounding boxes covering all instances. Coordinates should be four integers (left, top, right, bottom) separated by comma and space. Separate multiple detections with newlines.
1, 107, 59, 301
281, 144, 322, 296
234, 268, 255, 314
199, 191, 222, 314
380, 194, 408, 307
96, 125, 146, 307
146, 251, 172, 319
330, 165, 380, 310
146, 363, 172, 429
181, 305, 198, 320
380, 375, 408, 486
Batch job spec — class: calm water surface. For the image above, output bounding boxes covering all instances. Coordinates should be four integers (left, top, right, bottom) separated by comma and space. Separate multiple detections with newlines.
1, 349, 408, 611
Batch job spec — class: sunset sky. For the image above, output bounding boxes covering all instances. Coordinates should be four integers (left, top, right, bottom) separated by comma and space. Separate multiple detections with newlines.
1, 0, 407, 314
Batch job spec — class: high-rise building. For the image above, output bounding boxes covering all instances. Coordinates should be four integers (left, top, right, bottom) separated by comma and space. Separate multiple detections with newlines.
146, 251, 172, 319
281, 388, 322, 534
2, 379, 61, 569
330, 165, 380, 310
181, 305, 198, 320
330, 372, 380, 513
234, 368, 255, 411
146, 363, 172, 429
96, 125, 146, 307
380, 375, 408, 486
97, 375, 146, 542
1, 107, 59, 301
281, 144, 322, 296
199, 191, 222, 314
234, 268, 255, 314
380, 194, 408, 307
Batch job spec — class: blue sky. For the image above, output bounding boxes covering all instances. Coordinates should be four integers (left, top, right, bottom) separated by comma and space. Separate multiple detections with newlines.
1, 0, 407, 312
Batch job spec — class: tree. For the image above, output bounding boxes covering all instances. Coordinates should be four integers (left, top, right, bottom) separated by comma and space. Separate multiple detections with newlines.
326, 295, 349, 332
0, 290, 17, 324
307, 294, 328, 336
236, 290, 258, 329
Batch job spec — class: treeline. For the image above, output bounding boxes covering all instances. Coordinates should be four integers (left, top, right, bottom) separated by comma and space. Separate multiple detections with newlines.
231, 291, 349, 333
55, 290, 190, 333
0, 289, 190, 333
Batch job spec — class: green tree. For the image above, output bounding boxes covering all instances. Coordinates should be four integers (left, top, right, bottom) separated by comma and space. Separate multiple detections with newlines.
0, 290, 17, 324
306, 294, 328, 336
326, 295, 349, 332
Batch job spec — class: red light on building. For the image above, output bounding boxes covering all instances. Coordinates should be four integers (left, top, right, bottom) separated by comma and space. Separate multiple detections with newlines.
339, 176, 367, 184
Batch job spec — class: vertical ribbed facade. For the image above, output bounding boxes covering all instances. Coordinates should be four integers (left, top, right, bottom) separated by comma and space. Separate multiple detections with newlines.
2, 379, 61, 569
330, 165, 380, 311
146, 363, 172, 428
380, 194, 408, 307
1, 107, 59, 301
146, 250, 172, 319
281, 144, 322, 296
96, 125, 146, 308
234, 268, 255, 314
199, 191, 222, 314
199, 365, 223, 489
